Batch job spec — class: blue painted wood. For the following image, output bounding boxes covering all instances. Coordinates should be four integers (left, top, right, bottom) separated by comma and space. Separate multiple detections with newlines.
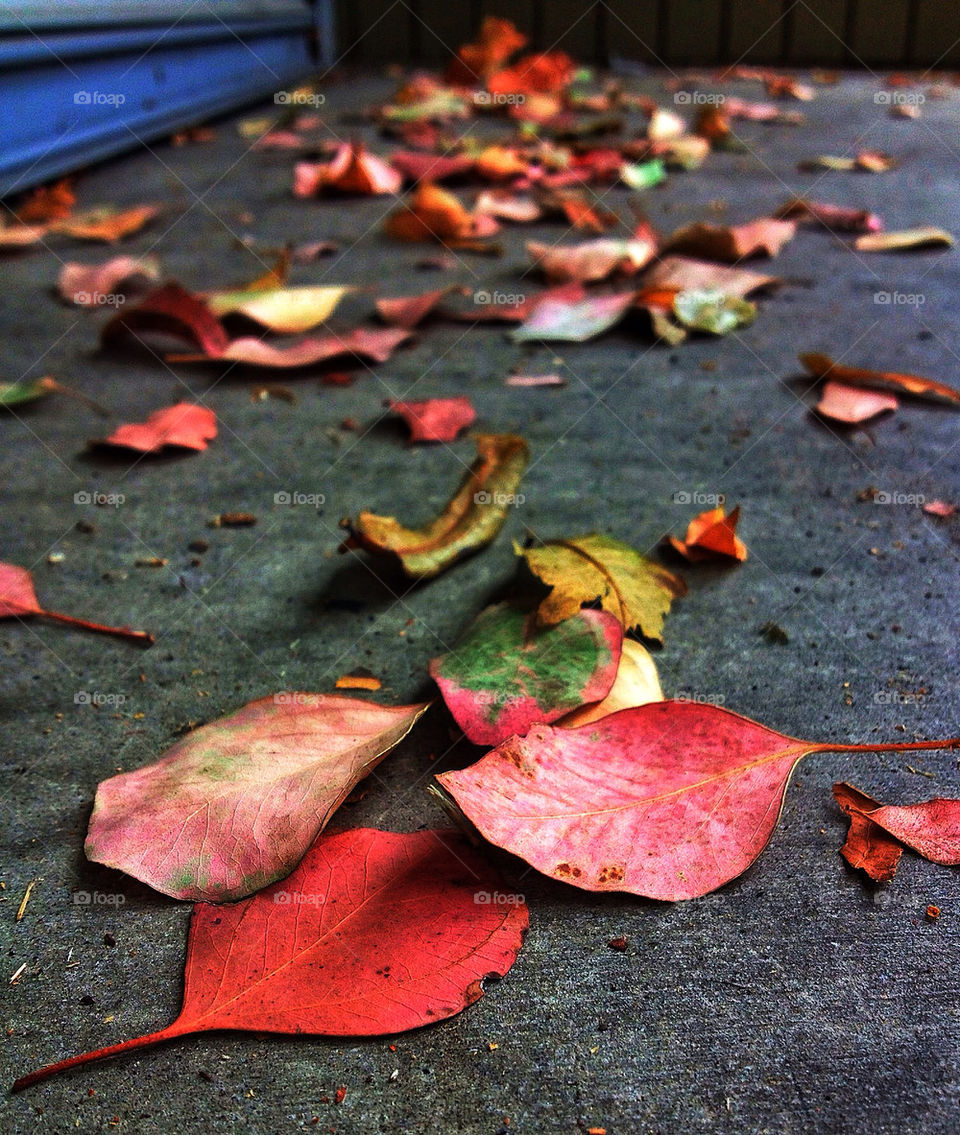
0, 2, 330, 197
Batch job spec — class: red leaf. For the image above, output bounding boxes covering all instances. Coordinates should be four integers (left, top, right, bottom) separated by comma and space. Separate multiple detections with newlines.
85, 694, 428, 900
390, 152, 475, 184
434, 701, 960, 900
13, 828, 527, 1089
0, 561, 153, 646
376, 287, 459, 328
388, 396, 477, 442
95, 402, 216, 453
834, 782, 960, 880
171, 327, 413, 369
101, 283, 229, 357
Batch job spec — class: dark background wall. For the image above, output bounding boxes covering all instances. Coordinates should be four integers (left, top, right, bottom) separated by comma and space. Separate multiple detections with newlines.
334, 0, 960, 69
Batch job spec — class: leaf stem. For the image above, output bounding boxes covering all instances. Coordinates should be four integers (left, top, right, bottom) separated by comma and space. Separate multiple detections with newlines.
819, 737, 960, 754
42, 609, 155, 646
12, 1024, 185, 1091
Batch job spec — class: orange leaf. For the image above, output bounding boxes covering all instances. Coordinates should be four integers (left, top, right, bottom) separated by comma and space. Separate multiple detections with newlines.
800, 352, 960, 406
667, 505, 747, 563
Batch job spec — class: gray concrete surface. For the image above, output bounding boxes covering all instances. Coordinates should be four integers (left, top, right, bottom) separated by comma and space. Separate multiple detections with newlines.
1, 70, 959, 1134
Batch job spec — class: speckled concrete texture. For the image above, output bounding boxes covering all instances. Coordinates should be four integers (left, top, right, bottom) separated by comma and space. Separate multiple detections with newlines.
1, 70, 959, 1134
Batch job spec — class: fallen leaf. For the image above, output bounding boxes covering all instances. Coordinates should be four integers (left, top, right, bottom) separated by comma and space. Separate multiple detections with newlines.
645, 256, 778, 298
672, 289, 756, 335
14, 178, 75, 223
376, 287, 460, 328
334, 671, 382, 691
293, 143, 402, 197
342, 434, 529, 579
526, 237, 655, 283
291, 240, 339, 263
621, 158, 666, 190
799, 352, 960, 407
815, 380, 898, 424
434, 701, 960, 900
799, 151, 896, 172
14, 828, 526, 1089
205, 285, 351, 333
53, 204, 159, 242
474, 190, 542, 223
385, 182, 498, 247
517, 533, 687, 643
775, 198, 882, 233
511, 290, 637, 342
835, 783, 960, 880
663, 218, 796, 261
923, 499, 956, 518
505, 373, 566, 387
94, 403, 217, 453
447, 16, 527, 84
429, 603, 622, 745
474, 145, 529, 181
0, 561, 153, 645
85, 694, 428, 901
656, 135, 710, 170
58, 256, 161, 306
0, 377, 55, 407
558, 639, 663, 727
390, 152, 476, 184
388, 396, 477, 442
171, 327, 413, 369
854, 226, 954, 252
0, 223, 47, 250
666, 505, 747, 563
101, 283, 230, 357
487, 51, 575, 97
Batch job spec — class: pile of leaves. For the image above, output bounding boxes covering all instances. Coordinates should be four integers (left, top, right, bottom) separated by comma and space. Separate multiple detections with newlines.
4, 15, 960, 1094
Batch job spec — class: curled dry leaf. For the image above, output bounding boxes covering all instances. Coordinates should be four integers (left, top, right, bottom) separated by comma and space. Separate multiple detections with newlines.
429, 603, 623, 745
506, 373, 566, 387
517, 533, 687, 643
775, 198, 882, 233
663, 217, 796, 261
171, 327, 413, 369
101, 283, 229, 357
815, 380, 898, 424
58, 256, 161, 306
434, 701, 960, 900
94, 402, 217, 453
799, 151, 896, 172
558, 638, 663, 728
0, 561, 153, 646
799, 352, 960, 407
15, 828, 527, 1089
388, 396, 477, 442
205, 285, 352, 333
834, 782, 960, 882
85, 694, 429, 901
293, 143, 402, 197
511, 290, 637, 342
342, 433, 529, 579
666, 505, 747, 563
645, 256, 779, 298
854, 226, 954, 252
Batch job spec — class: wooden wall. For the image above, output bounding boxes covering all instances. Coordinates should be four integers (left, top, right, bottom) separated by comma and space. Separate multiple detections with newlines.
333, 0, 960, 68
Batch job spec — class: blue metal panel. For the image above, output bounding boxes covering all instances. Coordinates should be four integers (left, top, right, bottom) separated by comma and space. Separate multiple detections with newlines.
0, 2, 332, 197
